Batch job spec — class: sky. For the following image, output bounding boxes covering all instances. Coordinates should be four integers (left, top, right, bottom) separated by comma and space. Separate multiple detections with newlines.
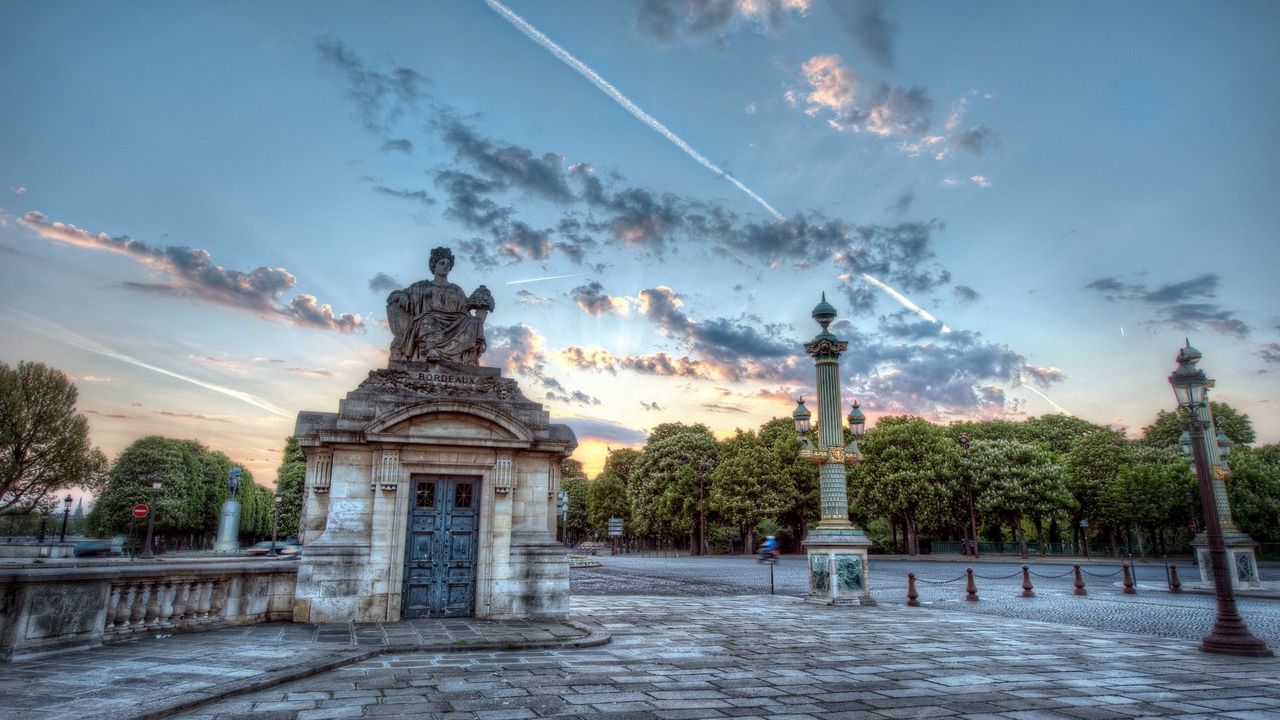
3, 0, 1279, 492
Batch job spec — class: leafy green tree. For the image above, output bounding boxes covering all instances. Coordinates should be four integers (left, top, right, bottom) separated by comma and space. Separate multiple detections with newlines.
758, 417, 819, 546
1225, 446, 1280, 543
850, 416, 960, 555
586, 471, 627, 537
1019, 415, 1110, 455
1099, 446, 1193, 555
560, 459, 590, 543
275, 436, 306, 539
971, 438, 1071, 556
628, 423, 720, 553
1064, 429, 1132, 543
1, 361, 108, 516
708, 429, 795, 552
600, 448, 642, 485
1141, 402, 1256, 450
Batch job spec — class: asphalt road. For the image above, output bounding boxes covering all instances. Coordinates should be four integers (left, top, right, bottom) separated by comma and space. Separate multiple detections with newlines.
573, 554, 1280, 646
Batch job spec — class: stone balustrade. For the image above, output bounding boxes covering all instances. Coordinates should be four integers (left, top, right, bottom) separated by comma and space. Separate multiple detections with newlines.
0, 559, 297, 661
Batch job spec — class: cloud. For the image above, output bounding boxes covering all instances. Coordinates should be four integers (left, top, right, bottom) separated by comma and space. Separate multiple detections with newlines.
570, 281, 629, 316
514, 289, 552, 307
634, 0, 809, 42
368, 272, 400, 293
20, 212, 364, 333
85, 409, 133, 420
828, 0, 896, 69
640, 401, 663, 411
440, 117, 573, 203
1260, 343, 1280, 364
315, 35, 428, 133
889, 189, 913, 215
797, 54, 931, 137
372, 185, 434, 206
953, 125, 998, 156
970, 175, 992, 188
487, 323, 598, 405
701, 402, 749, 414
380, 138, 413, 154
1085, 273, 1250, 337
155, 410, 231, 423
559, 417, 647, 445
8, 186, 27, 196
953, 285, 980, 304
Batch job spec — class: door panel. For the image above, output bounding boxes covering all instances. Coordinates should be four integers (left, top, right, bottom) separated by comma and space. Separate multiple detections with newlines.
402, 474, 479, 618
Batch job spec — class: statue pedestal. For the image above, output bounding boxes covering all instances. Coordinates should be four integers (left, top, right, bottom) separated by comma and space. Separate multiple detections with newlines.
1191, 532, 1262, 590
212, 499, 241, 554
803, 529, 874, 606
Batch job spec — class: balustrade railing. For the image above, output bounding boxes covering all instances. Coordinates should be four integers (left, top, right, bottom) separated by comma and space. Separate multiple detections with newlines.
0, 560, 297, 661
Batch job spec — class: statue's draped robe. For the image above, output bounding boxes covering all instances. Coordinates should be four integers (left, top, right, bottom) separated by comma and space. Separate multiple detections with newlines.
389, 280, 486, 364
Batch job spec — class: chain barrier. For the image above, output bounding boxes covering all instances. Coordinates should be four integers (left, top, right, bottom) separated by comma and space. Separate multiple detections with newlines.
1081, 567, 1123, 578
913, 573, 968, 585
1028, 567, 1077, 579
973, 569, 1026, 580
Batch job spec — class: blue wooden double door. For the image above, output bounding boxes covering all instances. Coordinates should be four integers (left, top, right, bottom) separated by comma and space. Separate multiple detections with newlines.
402, 474, 478, 618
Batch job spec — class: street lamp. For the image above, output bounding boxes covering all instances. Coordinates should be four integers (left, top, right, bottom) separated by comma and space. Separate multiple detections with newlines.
58, 493, 73, 542
791, 294, 873, 604
957, 433, 980, 559
269, 490, 283, 556
1168, 341, 1272, 657
141, 475, 162, 559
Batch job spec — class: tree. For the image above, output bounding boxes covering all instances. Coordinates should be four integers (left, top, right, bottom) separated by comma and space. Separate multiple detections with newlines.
0, 361, 107, 516
1142, 402, 1256, 450
1098, 446, 1192, 555
275, 436, 306, 539
1064, 429, 1132, 544
586, 471, 627, 537
1019, 415, 1109, 456
971, 438, 1071, 556
1225, 446, 1280, 543
759, 417, 819, 547
708, 429, 795, 553
560, 459, 590, 543
850, 416, 960, 555
627, 423, 720, 552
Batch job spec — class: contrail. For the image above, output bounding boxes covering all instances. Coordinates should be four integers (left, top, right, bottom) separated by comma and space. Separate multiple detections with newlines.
857, 273, 952, 333
483, 0, 785, 222
484, 0, 951, 331
3, 308, 290, 418
505, 273, 581, 285
1018, 381, 1074, 416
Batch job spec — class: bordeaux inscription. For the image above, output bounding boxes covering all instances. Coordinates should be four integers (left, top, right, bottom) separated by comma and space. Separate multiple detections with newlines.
359, 368, 520, 401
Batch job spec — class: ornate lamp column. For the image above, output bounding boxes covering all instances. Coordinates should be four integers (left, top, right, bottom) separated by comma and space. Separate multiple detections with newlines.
213, 467, 243, 554
1168, 341, 1271, 656
794, 294, 873, 605
1170, 350, 1262, 590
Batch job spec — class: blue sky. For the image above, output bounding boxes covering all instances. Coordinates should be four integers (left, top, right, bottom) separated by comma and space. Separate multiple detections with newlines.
3, 0, 1278, 485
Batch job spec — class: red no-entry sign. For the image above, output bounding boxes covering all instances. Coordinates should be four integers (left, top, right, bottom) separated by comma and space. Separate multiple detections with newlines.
132, 504, 149, 519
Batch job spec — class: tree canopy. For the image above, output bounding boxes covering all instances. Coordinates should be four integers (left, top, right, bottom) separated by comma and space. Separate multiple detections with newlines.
0, 361, 107, 516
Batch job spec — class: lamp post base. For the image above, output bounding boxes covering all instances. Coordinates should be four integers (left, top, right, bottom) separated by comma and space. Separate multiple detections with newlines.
802, 531, 874, 606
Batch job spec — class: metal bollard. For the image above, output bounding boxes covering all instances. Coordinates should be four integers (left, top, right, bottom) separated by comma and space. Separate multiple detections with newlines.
1020, 565, 1035, 598
1168, 564, 1182, 593
1122, 562, 1136, 594
907, 572, 920, 607
965, 567, 979, 602
1073, 563, 1087, 596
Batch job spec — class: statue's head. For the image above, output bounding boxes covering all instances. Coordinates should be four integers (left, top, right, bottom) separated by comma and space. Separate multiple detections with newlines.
429, 246, 455, 274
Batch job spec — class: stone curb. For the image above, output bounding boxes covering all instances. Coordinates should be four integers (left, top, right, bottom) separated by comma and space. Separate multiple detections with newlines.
81, 621, 609, 720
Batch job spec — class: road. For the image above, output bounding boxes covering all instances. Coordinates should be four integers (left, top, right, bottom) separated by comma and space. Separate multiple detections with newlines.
573, 554, 1280, 646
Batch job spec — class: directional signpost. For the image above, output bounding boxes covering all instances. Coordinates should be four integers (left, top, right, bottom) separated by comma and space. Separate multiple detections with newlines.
608, 517, 623, 555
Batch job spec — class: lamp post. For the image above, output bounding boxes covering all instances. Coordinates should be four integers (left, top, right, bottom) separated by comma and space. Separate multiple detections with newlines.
37, 510, 49, 544
1168, 341, 1272, 657
792, 294, 873, 605
141, 475, 162, 559
58, 494, 73, 542
269, 490, 282, 557
1185, 491, 1198, 536
957, 433, 980, 558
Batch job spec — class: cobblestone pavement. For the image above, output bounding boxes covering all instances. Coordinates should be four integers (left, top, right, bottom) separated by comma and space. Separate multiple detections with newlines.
180, 593, 1280, 720
573, 556, 1280, 646
0, 617, 599, 720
